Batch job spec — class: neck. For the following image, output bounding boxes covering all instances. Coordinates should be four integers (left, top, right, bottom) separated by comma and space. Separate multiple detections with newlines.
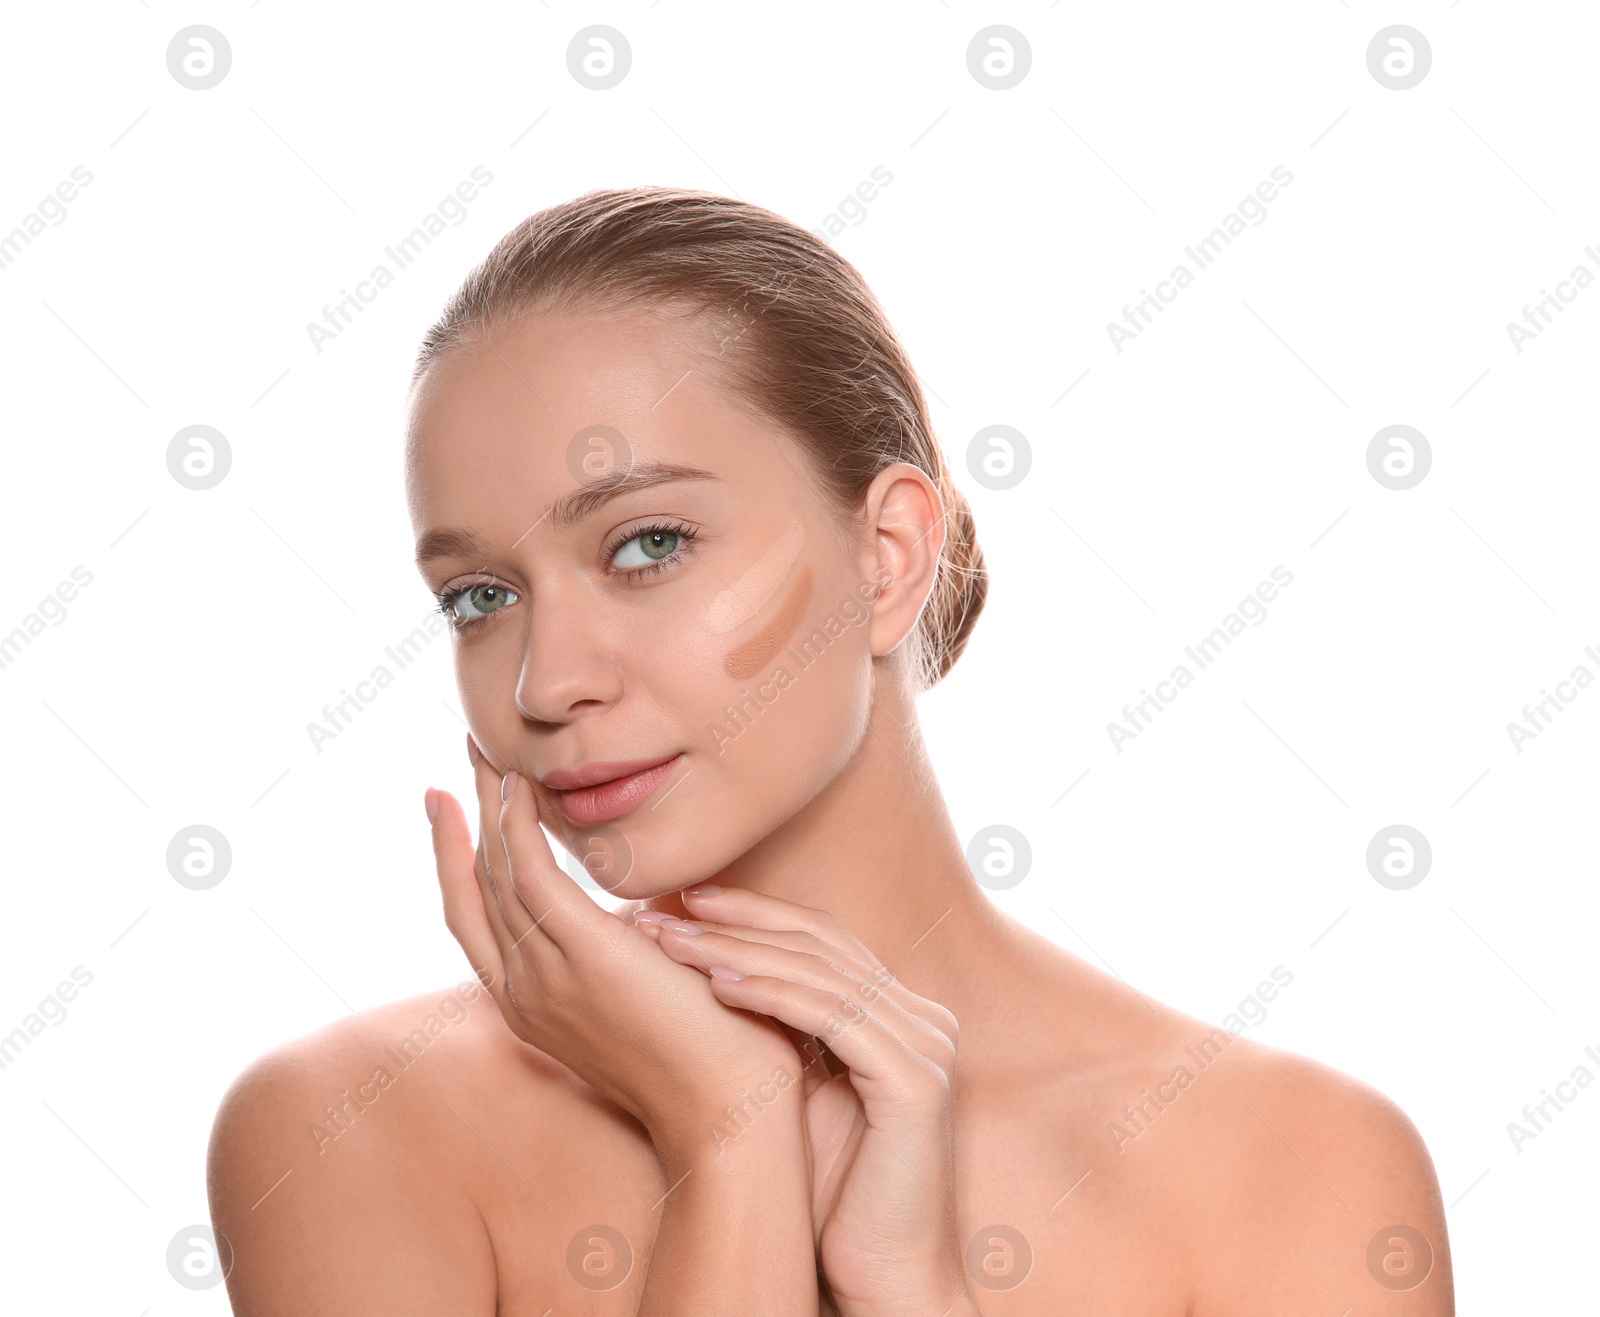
648, 674, 1020, 1039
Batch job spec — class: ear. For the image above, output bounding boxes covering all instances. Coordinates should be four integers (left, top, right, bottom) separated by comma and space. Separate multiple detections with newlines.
857, 462, 946, 663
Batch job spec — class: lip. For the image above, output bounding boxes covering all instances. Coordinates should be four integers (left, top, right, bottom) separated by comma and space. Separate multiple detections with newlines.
542, 754, 685, 825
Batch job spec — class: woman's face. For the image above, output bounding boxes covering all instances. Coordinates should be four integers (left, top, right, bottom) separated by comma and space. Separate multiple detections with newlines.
405, 309, 887, 897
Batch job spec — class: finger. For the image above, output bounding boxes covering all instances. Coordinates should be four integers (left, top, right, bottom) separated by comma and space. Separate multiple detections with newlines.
470, 735, 535, 946
630, 910, 673, 942
462, 739, 537, 978
676, 889, 913, 1011
426, 786, 503, 994
774, 1022, 842, 1095
497, 769, 611, 951
789, 1028, 856, 1089
704, 970, 949, 1111
655, 923, 953, 1071
681, 886, 870, 954
472, 830, 524, 971
677, 891, 953, 1034
654, 917, 874, 976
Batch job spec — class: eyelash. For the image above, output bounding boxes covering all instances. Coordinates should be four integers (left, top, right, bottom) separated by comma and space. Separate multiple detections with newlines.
432, 520, 701, 634
602, 519, 700, 578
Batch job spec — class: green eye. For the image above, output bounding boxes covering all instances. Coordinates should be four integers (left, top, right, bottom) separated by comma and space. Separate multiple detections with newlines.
613, 529, 682, 569
448, 582, 518, 624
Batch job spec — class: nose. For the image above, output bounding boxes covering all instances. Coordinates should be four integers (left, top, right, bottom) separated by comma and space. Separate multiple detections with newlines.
512, 585, 624, 723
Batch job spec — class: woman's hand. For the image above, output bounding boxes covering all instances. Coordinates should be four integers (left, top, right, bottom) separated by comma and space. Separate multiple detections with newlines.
635, 886, 982, 1316
423, 738, 803, 1151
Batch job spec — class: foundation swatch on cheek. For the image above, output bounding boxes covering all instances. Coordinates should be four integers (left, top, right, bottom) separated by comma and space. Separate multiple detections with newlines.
707, 518, 805, 633
724, 566, 812, 679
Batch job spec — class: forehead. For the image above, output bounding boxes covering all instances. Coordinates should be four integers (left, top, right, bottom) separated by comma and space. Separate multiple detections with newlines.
404, 308, 809, 530
408, 308, 710, 456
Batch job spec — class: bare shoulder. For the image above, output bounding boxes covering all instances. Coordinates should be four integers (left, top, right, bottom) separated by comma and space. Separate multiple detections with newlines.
206, 980, 594, 1315
996, 930, 1452, 1312
1054, 985, 1454, 1314
1172, 1031, 1454, 1312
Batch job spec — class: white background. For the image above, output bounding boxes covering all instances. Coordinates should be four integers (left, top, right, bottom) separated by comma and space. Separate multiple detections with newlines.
1, 2, 1595, 1311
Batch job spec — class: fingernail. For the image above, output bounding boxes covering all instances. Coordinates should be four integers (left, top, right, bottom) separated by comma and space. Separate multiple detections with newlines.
633, 910, 673, 924
501, 772, 519, 802
685, 884, 722, 898
467, 734, 482, 768
424, 788, 439, 825
709, 965, 745, 982
662, 918, 703, 936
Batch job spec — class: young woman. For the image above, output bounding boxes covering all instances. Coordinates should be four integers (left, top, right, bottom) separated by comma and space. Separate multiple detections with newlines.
207, 187, 1454, 1314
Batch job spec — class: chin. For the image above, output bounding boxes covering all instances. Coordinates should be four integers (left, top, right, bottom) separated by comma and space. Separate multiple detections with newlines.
540, 810, 721, 900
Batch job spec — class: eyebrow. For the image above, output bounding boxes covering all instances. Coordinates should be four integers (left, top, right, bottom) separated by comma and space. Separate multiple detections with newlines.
414, 460, 719, 567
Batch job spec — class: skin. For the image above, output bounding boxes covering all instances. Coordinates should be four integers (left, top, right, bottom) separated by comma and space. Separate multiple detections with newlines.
206, 307, 1456, 1315
724, 564, 813, 678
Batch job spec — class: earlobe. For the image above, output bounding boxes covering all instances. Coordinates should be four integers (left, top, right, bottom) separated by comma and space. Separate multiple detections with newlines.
862, 464, 945, 661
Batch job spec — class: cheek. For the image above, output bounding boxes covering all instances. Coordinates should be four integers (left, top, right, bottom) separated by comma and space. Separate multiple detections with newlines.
701, 565, 874, 784
707, 518, 806, 635
586, 570, 874, 894
454, 658, 515, 773
724, 566, 812, 679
